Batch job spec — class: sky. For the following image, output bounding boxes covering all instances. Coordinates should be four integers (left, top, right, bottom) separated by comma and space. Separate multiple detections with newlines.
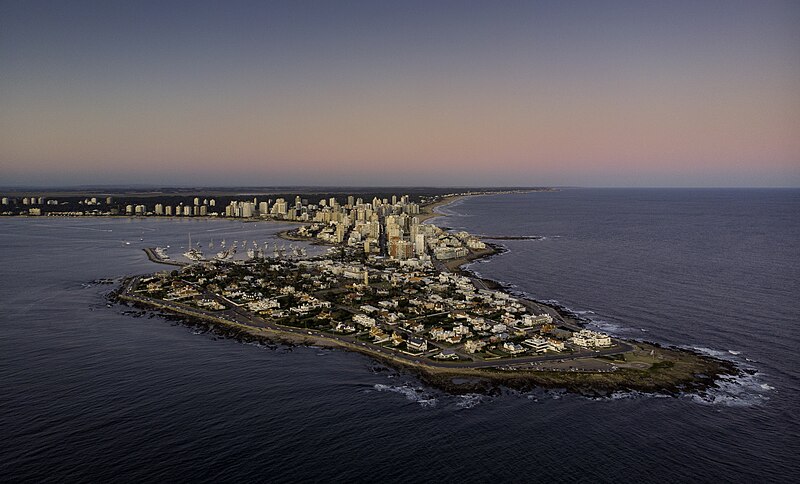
1, 0, 799, 187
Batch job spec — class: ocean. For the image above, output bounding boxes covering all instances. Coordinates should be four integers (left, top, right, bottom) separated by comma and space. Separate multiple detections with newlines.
1, 189, 798, 482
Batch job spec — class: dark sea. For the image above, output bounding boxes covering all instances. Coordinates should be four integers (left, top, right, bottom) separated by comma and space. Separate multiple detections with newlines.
1, 189, 798, 482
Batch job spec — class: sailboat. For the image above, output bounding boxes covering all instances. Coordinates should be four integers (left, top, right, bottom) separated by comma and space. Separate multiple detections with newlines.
183, 233, 204, 261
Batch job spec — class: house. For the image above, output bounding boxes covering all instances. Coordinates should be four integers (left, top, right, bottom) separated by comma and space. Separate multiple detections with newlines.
502, 342, 526, 355
360, 304, 380, 314
522, 313, 554, 326
391, 332, 404, 346
353, 314, 377, 327
406, 338, 428, 352
464, 340, 487, 354
334, 322, 356, 333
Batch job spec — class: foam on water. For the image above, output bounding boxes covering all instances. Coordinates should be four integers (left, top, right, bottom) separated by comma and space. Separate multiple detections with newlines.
688, 372, 773, 407
587, 319, 628, 335
678, 346, 775, 407
690, 346, 739, 360
373, 384, 438, 407
454, 394, 484, 409
591, 391, 671, 401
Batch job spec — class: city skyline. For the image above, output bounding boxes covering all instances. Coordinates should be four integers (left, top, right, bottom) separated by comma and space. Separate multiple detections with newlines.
2, 1, 799, 187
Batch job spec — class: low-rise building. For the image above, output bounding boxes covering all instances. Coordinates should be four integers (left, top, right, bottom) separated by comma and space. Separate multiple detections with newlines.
406, 338, 428, 352
570, 329, 612, 348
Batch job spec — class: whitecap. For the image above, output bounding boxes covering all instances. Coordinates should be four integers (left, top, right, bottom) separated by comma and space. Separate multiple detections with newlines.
690, 346, 728, 358
455, 394, 484, 409
687, 372, 774, 407
373, 384, 438, 407
588, 319, 626, 335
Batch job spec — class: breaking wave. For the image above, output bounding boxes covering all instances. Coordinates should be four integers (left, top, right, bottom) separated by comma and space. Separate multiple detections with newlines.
373, 384, 438, 407
454, 394, 484, 409
687, 372, 773, 407
681, 346, 774, 407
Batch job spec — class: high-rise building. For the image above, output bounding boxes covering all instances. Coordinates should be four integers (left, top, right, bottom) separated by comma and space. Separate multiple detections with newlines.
415, 234, 426, 256
165, 205, 173, 216
334, 224, 343, 243
155, 203, 164, 215
271, 198, 288, 216
389, 239, 413, 260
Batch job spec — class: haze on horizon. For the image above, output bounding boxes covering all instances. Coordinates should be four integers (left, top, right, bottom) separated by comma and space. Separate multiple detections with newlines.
1, 0, 799, 188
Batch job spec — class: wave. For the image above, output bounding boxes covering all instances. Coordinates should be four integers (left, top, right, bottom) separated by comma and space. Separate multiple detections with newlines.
687, 371, 773, 407
455, 394, 484, 409
587, 319, 629, 335
373, 384, 438, 407
678, 346, 774, 407
689, 346, 738, 360
587, 391, 671, 402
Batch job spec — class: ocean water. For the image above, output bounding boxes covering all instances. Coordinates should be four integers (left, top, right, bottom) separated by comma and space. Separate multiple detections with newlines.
1, 190, 799, 482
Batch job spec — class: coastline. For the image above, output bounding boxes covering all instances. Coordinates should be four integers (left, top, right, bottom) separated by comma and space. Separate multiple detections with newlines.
111, 284, 738, 397
110, 191, 742, 397
417, 194, 470, 223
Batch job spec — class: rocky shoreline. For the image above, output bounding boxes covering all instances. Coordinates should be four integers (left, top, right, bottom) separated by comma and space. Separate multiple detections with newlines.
108, 272, 741, 398
107, 193, 741, 398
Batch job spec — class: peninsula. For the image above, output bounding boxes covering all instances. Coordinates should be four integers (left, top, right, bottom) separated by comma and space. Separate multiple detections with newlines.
112, 191, 738, 396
